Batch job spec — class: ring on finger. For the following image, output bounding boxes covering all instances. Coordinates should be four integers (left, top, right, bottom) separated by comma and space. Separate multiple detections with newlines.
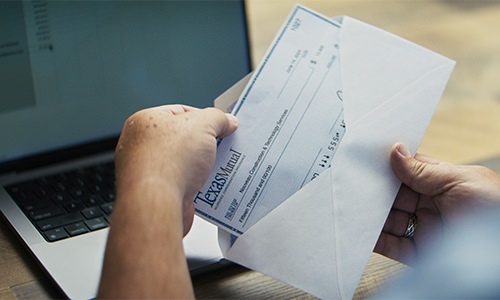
404, 213, 417, 239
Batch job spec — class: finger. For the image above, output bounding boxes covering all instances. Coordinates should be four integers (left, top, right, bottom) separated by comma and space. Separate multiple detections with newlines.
392, 184, 419, 213
382, 209, 413, 237
374, 232, 416, 265
390, 143, 459, 197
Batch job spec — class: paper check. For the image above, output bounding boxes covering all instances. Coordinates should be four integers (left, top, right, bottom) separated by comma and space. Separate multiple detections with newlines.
194, 6, 345, 235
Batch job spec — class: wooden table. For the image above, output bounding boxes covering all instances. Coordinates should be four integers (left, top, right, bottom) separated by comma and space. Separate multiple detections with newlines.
0, 218, 407, 299
3, 0, 500, 298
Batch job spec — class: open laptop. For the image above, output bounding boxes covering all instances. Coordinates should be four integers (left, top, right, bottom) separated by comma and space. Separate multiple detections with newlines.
0, 1, 251, 298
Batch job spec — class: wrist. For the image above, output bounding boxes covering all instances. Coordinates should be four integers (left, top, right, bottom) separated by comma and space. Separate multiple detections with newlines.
116, 162, 185, 202
114, 176, 185, 232
100, 174, 193, 299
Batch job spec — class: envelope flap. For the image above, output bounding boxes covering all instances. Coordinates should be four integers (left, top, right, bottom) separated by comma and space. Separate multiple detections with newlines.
223, 170, 342, 299
339, 16, 454, 126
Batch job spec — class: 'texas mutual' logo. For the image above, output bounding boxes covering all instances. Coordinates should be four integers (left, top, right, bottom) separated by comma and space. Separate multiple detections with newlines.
194, 148, 242, 207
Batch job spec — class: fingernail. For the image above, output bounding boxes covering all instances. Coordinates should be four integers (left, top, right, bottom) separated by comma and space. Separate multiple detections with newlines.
397, 143, 412, 157
226, 113, 238, 126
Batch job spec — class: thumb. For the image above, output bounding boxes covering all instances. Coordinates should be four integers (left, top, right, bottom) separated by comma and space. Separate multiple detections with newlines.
390, 143, 458, 197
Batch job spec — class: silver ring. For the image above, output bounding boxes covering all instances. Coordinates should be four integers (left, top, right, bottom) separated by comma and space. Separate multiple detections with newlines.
404, 213, 417, 239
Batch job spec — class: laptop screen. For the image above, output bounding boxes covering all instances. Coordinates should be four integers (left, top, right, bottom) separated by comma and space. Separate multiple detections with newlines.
0, 1, 251, 171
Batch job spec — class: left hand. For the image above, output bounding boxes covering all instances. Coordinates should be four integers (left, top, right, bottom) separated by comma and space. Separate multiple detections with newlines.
115, 104, 238, 235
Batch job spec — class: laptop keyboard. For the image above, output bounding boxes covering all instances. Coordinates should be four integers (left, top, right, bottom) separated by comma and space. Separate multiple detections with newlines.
4, 161, 115, 242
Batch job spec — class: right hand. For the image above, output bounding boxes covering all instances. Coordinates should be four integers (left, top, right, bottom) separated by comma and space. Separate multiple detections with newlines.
375, 143, 500, 265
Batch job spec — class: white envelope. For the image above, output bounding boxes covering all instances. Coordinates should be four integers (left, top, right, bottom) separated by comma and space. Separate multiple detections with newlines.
215, 16, 455, 299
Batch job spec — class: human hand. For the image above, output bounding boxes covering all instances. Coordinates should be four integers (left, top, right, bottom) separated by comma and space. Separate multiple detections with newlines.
374, 143, 500, 265
114, 105, 238, 235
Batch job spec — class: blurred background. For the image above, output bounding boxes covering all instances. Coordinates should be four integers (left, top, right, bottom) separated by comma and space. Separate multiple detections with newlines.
246, 0, 500, 166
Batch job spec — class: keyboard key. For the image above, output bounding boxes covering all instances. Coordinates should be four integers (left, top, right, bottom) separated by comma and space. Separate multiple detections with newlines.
51, 182, 65, 193
88, 184, 102, 193
21, 197, 53, 211
83, 195, 105, 207
102, 192, 116, 202
65, 222, 89, 236
63, 200, 85, 212
50, 192, 72, 203
70, 188, 89, 198
100, 202, 114, 215
44, 228, 69, 242
81, 207, 104, 219
8, 189, 36, 203
85, 217, 108, 231
33, 186, 54, 198
36, 212, 84, 231
8, 181, 37, 194
29, 206, 65, 221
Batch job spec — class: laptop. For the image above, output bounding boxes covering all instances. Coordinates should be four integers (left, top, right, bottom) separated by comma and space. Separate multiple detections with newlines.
0, 1, 251, 298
